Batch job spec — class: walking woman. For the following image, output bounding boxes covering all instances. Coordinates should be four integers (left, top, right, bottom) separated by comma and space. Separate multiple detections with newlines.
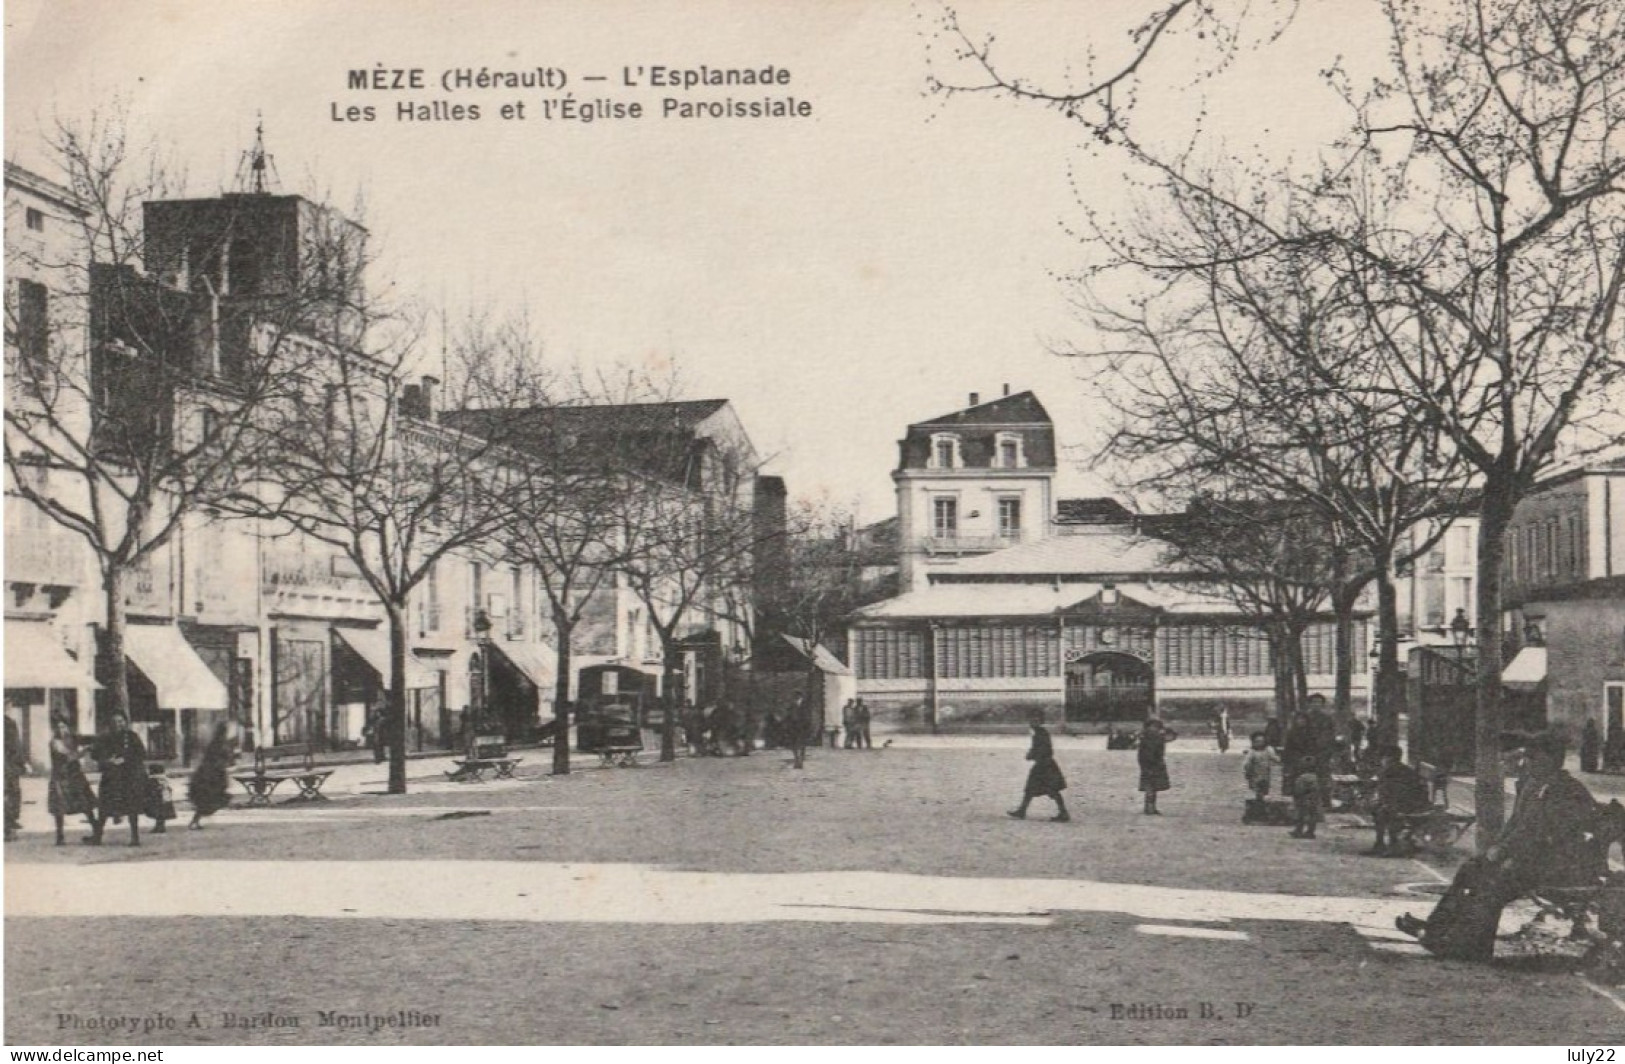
1138, 718, 1177, 815
47, 717, 97, 846
1009, 712, 1070, 821
187, 721, 235, 829
86, 712, 147, 846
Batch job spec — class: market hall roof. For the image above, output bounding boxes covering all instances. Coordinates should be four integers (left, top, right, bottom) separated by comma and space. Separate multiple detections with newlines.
851, 580, 1244, 620
928, 531, 1187, 581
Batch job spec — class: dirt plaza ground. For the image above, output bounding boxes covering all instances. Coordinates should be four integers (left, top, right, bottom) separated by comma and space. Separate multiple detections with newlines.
5, 737, 1624, 1045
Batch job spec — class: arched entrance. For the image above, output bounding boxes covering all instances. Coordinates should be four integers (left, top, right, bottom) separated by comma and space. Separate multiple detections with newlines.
1064, 651, 1153, 723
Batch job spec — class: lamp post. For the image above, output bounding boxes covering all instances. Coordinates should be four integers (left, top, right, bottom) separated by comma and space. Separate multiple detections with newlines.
472, 608, 492, 747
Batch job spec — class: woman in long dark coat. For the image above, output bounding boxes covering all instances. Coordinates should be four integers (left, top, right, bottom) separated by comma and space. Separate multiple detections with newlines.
1138, 719, 1176, 815
47, 716, 97, 846
1009, 714, 1069, 821
87, 712, 146, 846
188, 721, 235, 829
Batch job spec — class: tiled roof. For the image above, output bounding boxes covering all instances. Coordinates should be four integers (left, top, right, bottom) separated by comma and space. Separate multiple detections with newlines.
851, 580, 1247, 620
854, 583, 1095, 619
933, 531, 1185, 579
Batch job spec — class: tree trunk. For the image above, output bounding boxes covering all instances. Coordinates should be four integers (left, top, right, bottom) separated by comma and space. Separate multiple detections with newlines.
659, 630, 678, 762
1473, 489, 1515, 849
386, 600, 410, 795
1332, 590, 1357, 724
100, 564, 131, 731
1373, 556, 1404, 732
551, 610, 573, 776
1269, 625, 1292, 718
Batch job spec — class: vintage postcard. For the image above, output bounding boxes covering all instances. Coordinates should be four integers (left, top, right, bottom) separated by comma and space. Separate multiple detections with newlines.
5, 0, 1625, 1050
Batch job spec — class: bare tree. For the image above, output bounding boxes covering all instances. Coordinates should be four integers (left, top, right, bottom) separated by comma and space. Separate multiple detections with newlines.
927, 1, 1297, 137
942, 0, 1625, 843
614, 432, 768, 763
449, 366, 680, 777
5, 111, 328, 728
241, 312, 536, 794
1160, 495, 1340, 717
1082, 219, 1474, 730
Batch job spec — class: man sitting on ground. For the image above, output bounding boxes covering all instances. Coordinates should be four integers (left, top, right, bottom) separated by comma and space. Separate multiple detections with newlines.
1366, 745, 1432, 857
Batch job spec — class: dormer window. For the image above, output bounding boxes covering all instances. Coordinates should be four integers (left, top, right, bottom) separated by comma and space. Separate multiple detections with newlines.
930, 433, 961, 470
994, 432, 1025, 469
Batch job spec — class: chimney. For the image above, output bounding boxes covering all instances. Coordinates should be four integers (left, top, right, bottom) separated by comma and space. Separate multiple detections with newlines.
1003, 383, 1010, 397
968, 392, 979, 407
421, 375, 439, 420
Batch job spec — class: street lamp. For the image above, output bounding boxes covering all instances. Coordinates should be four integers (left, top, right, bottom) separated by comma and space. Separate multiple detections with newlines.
472, 608, 492, 747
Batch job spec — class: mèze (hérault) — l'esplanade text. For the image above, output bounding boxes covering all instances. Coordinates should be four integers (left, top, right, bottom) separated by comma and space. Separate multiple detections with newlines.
331, 65, 813, 125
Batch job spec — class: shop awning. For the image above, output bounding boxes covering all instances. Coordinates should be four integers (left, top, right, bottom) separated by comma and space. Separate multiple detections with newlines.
3, 622, 100, 690
123, 624, 228, 710
333, 627, 438, 690
1502, 646, 1548, 690
490, 641, 557, 690
781, 634, 853, 676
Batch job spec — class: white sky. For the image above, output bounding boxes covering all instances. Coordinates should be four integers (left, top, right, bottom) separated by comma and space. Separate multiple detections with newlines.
4, 0, 1395, 523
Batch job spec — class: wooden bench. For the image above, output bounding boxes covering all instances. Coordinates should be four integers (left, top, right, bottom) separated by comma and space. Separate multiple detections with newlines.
234, 743, 334, 807
1391, 761, 1476, 853
446, 735, 522, 783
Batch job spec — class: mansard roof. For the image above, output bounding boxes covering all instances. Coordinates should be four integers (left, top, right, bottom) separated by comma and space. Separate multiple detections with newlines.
911, 390, 1050, 429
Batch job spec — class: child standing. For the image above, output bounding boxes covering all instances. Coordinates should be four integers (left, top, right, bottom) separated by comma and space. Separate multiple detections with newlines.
1242, 732, 1279, 811
1138, 719, 1176, 815
145, 763, 177, 835
1289, 755, 1322, 838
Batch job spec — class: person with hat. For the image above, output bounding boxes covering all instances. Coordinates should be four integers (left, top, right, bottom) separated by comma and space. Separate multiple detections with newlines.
1396, 730, 1605, 960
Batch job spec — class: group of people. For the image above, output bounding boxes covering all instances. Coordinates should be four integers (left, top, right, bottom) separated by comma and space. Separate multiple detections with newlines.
838, 699, 874, 750
1009, 714, 1177, 821
1238, 701, 1418, 844
2, 711, 237, 847
1578, 717, 1625, 775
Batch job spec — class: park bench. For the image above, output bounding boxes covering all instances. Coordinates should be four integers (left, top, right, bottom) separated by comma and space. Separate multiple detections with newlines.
445, 735, 522, 782
234, 742, 333, 806
1515, 800, 1625, 962
1389, 761, 1476, 853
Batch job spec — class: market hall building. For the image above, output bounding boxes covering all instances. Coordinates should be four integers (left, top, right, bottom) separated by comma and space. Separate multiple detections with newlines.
848, 390, 1365, 728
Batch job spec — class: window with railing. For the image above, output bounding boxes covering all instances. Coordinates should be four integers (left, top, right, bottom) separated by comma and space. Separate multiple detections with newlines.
998, 497, 1022, 541
932, 496, 958, 538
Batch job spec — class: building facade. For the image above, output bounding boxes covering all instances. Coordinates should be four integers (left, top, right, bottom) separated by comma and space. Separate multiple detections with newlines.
6, 161, 775, 763
1499, 459, 1625, 738
852, 391, 1366, 728
4, 163, 101, 767
894, 389, 1056, 593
